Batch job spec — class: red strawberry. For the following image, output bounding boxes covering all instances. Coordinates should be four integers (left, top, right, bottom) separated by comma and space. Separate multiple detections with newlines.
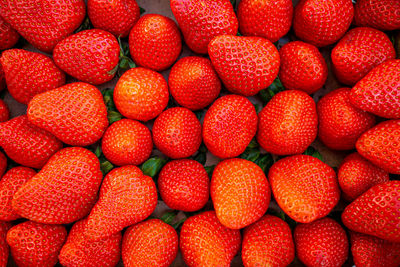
279, 41, 328, 94
208, 35, 280, 96
0, 99, 9, 122
332, 27, 396, 85
7, 221, 67, 267
0, 62, 5, 91
0, 222, 10, 267
180, 211, 241, 267
293, 0, 354, 47
0, 16, 19, 50
12, 147, 103, 224
342, 181, 400, 242
122, 219, 178, 267
0, 49, 66, 104
168, 56, 221, 110
0, 115, 62, 169
170, 0, 238, 54
242, 215, 295, 267
317, 88, 376, 150
354, 0, 400, 31
0, 0, 85, 52
27, 82, 108, 146
152, 107, 202, 159
88, 0, 140, 38
158, 159, 209, 212
0, 152, 6, 178
203, 95, 258, 159
350, 59, 400, 119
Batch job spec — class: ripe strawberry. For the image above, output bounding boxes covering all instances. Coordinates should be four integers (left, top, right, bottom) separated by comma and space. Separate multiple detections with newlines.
293, 0, 354, 47
152, 107, 202, 159
0, 63, 5, 91
12, 147, 103, 224
242, 215, 295, 267
158, 159, 209, 212
0, 0, 85, 52
0, 115, 62, 169
0, 152, 6, 178
122, 219, 178, 267
350, 59, 400, 119
88, 0, 140, 38
342, 181, 400, 242
0, 99, 9, 122
7, 221, 67, 267
208, 35, 280, 96
317, 88, 376, 150
180, 211, 241, 267
203, 95, 258, 158
354, 0, 400, 31
0, 16, 19, 50
0, 49, 66, 104
168, 56, 221, 110
114, 67, 169, 122
0, 222, 10, 267
27, 82, 108, 146
332, 27, 396, 85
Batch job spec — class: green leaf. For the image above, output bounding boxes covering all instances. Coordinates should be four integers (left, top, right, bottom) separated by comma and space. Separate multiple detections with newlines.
240, 148, 260, 162
258, 77, 285, 105
94, 146, 102, 158
141, 157, 168, 177
247, 138, 259, 149
254, 153, 274, 173
205, 165, 216, 178
139, 6, 146, 14
100, 160, 114, 175
108, 110, 122, 124
161, 211, 176, 225
172, 218, 186, 229
236, 31, 242, 36
303, 146, 323, 161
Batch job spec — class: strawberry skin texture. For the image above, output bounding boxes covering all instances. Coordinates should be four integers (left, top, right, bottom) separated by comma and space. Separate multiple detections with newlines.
293, 0, 354, 47
0, 222, 11, 267
342, 181, 400, 242
0, 63, 5, 91
257, 90, 318, 155
0, 152, 6, 178
0, 0, 85, 52
269, 155, 340, 223
114, 67, 169, 122
0, 49, 66, 104
209, 35, 280, 96
152, 107, 202, 159
122, 219, 178, 267
169, 56, 221, 110
0, 115, 62, 169
158, 159, 209, 212
0, 16, 19, 50
203, 95, 258, 159
12, 147, 103, 224
354, 0, 400, 31
0, 99, 9, 122
332, 27, 396, 86
242, 215, 295, 267
170, 0, 238, 54
180, 211, 241, 267
101, 119, 153, 166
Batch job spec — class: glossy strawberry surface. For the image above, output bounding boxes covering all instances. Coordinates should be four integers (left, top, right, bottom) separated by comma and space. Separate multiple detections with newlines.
0, 99, 9, 122
0, 222, 10, 267
0, 16, 19, 50
354, 0, 400, 31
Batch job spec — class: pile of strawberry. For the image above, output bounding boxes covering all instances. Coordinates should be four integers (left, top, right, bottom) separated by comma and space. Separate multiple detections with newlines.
0, 0, 399, 266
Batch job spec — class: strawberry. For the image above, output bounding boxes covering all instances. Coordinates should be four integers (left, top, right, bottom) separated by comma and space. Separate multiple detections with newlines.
0, 167, 36, 221
129, 14, 182, 71
0, 0, 85, 52
102, 119, 153, 166
317, 88, 376, 150
180, 211, 241, 267
7, 221, 67, 267
170, 0, 238, 54
122, 219, 178, 267
208, 35, 280, 96
83, 165, 157, 240
88, 0, 140, 38
293, 0, 354, 47
158, 159, 209, 212
0, 49, 66, 104
0, 99, 9, 122
0, 222, 10, 267
0, 115, 62, 169
279, 41, 328, 94
27, 82, 108, 146
0, 152, 6, 178
342, 181, 400, 242
12, 147, 103, 224
242, 215, 295, 267
0, 16, 19, 50
257, 90, 318, 155
349, 59, 400, 119
356, 120, 400, 174
203, 95, 258, 159
332, 27, 396, 85
114, 67, 169, 122
152, 107, 202, 159
59, 219, 122, 267
354, 0, 400, 31
0, 63, 5, 91
168, 56, 221, 110
269, 155, 340, 223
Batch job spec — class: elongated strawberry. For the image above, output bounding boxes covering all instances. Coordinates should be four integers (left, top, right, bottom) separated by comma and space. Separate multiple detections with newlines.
0, 99, 9, 122
0, 152, 6, 178
0, 222, 10, 267
354, 0, 400, 31
0, 16, 19, 50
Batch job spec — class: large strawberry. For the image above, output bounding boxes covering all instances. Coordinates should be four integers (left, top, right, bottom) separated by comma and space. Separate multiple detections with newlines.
27, 82, 108, 146
12, 147, 103, 224
0, 222, 10, 267
354, 0, 400, 31
0, 16, 19, 50
0, 152, 6, 178
0, 99, 9, 122
0, 0, 85, 52
208, 35, 280, 96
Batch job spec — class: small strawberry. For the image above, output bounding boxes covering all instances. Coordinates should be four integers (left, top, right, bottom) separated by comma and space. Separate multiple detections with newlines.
0, 99, 9, 122
208, 35, 280, 96
354, 0, 400, 31
0, 16, 19, 50
0, 222, 10, 267
0, 152, 6, 178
